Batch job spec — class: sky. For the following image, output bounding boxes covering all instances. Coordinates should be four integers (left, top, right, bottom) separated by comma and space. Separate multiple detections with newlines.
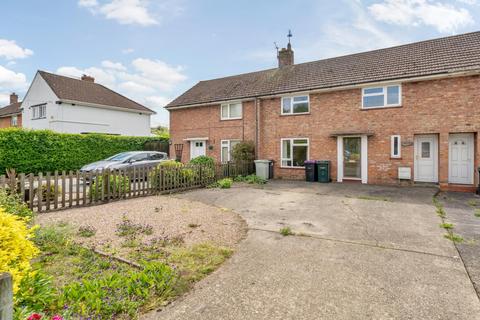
1, 0, 480, 127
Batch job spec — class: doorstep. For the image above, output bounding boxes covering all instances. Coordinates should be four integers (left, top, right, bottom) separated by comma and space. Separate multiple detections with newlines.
440, 183, 477, 193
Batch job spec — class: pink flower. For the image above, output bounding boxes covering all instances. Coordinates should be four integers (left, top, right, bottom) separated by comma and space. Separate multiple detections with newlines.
51, 316, 63, 320
28, 314, 42, 320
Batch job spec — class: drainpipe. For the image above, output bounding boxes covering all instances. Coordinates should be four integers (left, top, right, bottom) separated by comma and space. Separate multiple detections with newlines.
255, 97, 260, 159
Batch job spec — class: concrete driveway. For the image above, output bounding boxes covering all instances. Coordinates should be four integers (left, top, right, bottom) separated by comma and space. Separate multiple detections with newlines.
145, 181, 480, 320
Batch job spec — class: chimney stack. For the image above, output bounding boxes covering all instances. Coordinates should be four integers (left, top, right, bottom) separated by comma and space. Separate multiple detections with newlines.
10, 93, 18, 104
278, 43, 294, 67
81, 74, 95, 82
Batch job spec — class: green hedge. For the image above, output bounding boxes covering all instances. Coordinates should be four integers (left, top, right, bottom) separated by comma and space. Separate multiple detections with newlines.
0, 128, 167, 174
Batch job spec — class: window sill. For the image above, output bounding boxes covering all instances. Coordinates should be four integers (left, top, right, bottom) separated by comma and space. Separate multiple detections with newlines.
31, 117, 46, 120
361, 105, 402, 111
280, 112, 311, 117
220, 117, 242, 121
280, 166, 305, 170
390, 157, 402, 160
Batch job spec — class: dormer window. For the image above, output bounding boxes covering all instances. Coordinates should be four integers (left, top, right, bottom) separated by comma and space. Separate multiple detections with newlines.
281, 95, 309, 115
221, 102, 242, 120
362, 85, 401, 109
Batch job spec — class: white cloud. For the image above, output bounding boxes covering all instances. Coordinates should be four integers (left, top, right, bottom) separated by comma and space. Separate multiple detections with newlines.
369, 0, 474, 33
101, 60, 126, 71
56, 58, 187, 126
0, 93, 10, 105
78, 0, 98, 7
0, 39, 33, 60
0, 65, 29, 90
78, 0, 158, 26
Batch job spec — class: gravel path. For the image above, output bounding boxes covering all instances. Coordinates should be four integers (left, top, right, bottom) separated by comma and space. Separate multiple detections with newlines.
35, 195, 247, 253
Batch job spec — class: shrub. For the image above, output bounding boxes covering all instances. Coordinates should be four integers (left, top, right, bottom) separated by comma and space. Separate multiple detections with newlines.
215, 178, 233, 189
36, 185, 62, 203
231, 141, 255, 162
150, 160, 196, 188
234, 174, 266, 185
188, 156, 215, 167
89, 174, 130, 199
0, 128, 166, 174
279, 227, 293, 236
0, 189, 33, 219
0, 208, 39, 293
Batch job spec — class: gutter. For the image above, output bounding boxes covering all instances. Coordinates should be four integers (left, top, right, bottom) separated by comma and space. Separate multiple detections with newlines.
57, 99, 156, 115
165, 69, 480, 110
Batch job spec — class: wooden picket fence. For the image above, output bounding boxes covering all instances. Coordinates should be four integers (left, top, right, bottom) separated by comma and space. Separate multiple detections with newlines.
0, 161, 254, 213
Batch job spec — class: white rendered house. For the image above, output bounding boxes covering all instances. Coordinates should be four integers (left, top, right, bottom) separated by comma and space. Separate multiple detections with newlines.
21, 71, 154, 136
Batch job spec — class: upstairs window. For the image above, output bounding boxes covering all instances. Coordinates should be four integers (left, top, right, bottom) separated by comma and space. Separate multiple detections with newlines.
281, 95, 310, 115
11, 116, 17, 127
31, 104, 46, 120
391, 135, 401, 158
221, 102, 242, 120
281, 138, 309, 168
362, 85, 401, 109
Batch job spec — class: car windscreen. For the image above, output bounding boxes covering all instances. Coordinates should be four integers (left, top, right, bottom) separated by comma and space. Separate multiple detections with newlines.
106, 152, 134, 161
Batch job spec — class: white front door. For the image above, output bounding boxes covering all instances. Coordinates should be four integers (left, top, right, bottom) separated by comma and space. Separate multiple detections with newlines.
449, 133, 474, 184
414, 135, 438, 183
190, 140, 206, 159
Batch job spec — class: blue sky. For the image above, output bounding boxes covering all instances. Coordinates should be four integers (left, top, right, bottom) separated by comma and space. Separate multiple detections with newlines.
1, 0, 480, 126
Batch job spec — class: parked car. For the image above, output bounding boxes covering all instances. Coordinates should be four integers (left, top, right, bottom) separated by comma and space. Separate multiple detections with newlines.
80, 151, 168, 173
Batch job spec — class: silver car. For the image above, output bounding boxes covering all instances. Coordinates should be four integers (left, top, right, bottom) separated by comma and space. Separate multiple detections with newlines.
80, 151, 168, 173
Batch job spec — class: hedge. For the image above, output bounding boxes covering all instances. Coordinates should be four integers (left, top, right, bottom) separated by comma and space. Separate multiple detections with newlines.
0, 128, 168, 174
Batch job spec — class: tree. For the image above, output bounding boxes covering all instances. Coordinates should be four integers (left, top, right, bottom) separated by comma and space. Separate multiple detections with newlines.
151, 125, 169, 139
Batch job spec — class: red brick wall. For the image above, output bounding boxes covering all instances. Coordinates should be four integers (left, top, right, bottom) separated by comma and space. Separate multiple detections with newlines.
169, 75, 480, 186
0, 114, 22, 128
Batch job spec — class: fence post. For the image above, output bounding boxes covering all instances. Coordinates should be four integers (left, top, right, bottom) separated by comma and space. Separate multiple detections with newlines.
0, 273, 13, 320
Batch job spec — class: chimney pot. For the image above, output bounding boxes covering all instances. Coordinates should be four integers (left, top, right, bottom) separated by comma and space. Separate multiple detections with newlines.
9, 93, 18, 104
81, 74, 95, 82
278, 44, 294, 68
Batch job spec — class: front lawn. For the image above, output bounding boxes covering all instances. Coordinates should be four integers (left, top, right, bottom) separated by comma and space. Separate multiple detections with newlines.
22, 195, 246, 319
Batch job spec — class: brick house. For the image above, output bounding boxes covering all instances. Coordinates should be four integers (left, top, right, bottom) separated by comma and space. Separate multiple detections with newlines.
166, 32, 480, 191
0, 93, 22, 128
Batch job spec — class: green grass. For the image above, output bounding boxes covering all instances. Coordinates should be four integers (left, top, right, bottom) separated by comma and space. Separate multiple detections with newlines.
356, 195, 391, 202
77, 225, 96, 237
279, 226, 294, 236
20, 225, 178, 319
474, 209, 480, 218
444, 233, 464, 243
439, 222, 454, 230
467, 199, 479, 207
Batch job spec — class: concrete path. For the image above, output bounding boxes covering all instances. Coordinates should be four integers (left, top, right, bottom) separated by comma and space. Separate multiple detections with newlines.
438, 191, 480, 297
144, 181, 480, 320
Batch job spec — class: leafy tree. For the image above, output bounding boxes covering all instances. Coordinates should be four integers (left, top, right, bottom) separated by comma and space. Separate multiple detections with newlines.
151, 125, 170, 139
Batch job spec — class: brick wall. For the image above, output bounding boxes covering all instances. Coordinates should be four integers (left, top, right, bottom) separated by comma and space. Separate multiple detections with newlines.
169, 75, 480, 187
0, 114, 22, 129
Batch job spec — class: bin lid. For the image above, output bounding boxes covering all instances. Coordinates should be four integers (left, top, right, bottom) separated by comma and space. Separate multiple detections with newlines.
254, 160, 270, 163
316, 160, 331, 164
304, 160, 316, 164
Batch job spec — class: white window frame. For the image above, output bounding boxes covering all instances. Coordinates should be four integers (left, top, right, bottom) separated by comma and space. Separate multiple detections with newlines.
280, 138, 310, 168
362, 84, 401, 109
11, 115, 17, 127
281, 94, 310, 115
220, 102, 242, 120
221, 139, 241, 162
391, 135, 401, 158
31, 104, 46, 120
